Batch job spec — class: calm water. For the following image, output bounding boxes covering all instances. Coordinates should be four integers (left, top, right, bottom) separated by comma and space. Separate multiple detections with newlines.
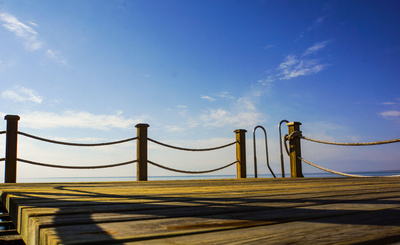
17, 171, 400, 183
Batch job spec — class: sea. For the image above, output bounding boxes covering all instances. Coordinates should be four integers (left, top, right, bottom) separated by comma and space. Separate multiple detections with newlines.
16, 170, 400, 183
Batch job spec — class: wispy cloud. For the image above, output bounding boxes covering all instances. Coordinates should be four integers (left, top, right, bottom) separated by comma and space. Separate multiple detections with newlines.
277, 54, 328, 80
198, 97, 263, 128
379, 100, 400, 119
382, 101, 400, 106
201, 95, 216, 102
4, 111, 148, 130
27, 21, 39, 27
46, 49, 67, 66
257, 75, 275, 86
264, 44, 275, 50
218, 92, 235, 99
2, 86, 43, 103
0, 12, 43, 51
201, 92, 235, 102
379, 110, 400, 118
164, 96, 264, 132
257, 41, 330, 84
0, 12, 67, 65
303, 41, 330, 56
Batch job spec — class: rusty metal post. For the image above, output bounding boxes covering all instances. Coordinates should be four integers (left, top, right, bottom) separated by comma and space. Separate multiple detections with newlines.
286, 122, 304, 178
136, 123, 149, 181
4, 115, 20, 183
234, 129, 247, 178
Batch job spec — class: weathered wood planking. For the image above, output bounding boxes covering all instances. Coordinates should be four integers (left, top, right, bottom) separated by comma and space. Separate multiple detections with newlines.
0, 178, 400, 245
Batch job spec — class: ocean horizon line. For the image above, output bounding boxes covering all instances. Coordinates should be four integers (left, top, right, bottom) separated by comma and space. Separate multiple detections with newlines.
13, 170, 400, 183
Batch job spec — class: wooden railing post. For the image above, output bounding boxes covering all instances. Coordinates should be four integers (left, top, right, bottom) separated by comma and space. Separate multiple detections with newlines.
286, 122, 304, 178
234, 129, 247, 178
4, 115, 20, 183
136, 123, 149, 181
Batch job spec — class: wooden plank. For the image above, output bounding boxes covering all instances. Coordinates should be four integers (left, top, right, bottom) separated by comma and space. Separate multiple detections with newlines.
25, 192, 400, 244
141, 207, 400, 244
37, 197, 400, 244
0, 178, 399, 244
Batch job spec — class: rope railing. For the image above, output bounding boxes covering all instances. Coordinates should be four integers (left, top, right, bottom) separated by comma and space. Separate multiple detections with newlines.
18, 131, 137, 147
148, 138, 236, 151
299, 157, 400, 178
148, 160, 237, 174
301, 136, 400, 146
2, 115, 248, 182
283, 128, 400, 178
17, 158, 137, 169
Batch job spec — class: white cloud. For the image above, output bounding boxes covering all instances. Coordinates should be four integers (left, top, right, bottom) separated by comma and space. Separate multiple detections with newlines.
27, 21, 38, 27
46, 49, 67, 65
164, 96, 264, 132
201, 95, 216, 102
303, 41, 329, 56
0, 12, 43, 51
2, 86, 43, 103
198, 97, 263, 128
277, 54, 328, 80
382, 102, 399, 105
218, 92, 235, 99
201, 92, 234, 102
379, 110, 400, 118
257, 75, 276, 86
256, 40, 330, 90
264, 44, 275, 50
16, 111, 148, 130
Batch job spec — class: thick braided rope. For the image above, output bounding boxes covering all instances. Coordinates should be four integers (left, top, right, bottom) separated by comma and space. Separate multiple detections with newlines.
0, 131, 6, 135
299, 157, 400, 178
17, 158, 137, 169
18, 131, 137, 146
148, 138, 236, 152
148, 160, 237, 174
302, 136, 400, 146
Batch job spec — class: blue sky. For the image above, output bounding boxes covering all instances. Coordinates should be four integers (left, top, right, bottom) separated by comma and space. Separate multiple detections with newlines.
1, 0, 400, 181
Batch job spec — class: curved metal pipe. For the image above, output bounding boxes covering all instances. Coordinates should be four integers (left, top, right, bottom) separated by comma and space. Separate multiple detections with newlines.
253, 125, 276, 178
279, 120, 289, 178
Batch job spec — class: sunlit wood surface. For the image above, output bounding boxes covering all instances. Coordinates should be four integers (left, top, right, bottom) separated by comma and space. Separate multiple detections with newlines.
1, 177, 400, 244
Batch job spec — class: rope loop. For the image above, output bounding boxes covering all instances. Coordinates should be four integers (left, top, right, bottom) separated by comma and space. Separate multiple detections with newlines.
301, 136, 400, 146
283, 134, 290, 156
283, 131, 302, 156
17, 158, 137, 169
148, 160, 237, 174
148, 138, 236, 152
18, 131, 137, 147
285, 131, 302, 140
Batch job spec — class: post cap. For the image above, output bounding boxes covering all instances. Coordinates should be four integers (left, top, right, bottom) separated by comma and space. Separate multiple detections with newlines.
286, 122, 301, 126
4, 115, 20, 121
135, 123, 149, 128
234, 129, 247, 133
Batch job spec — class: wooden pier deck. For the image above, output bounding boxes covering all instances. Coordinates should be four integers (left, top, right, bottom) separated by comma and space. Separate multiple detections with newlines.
1, 177, 400, 244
